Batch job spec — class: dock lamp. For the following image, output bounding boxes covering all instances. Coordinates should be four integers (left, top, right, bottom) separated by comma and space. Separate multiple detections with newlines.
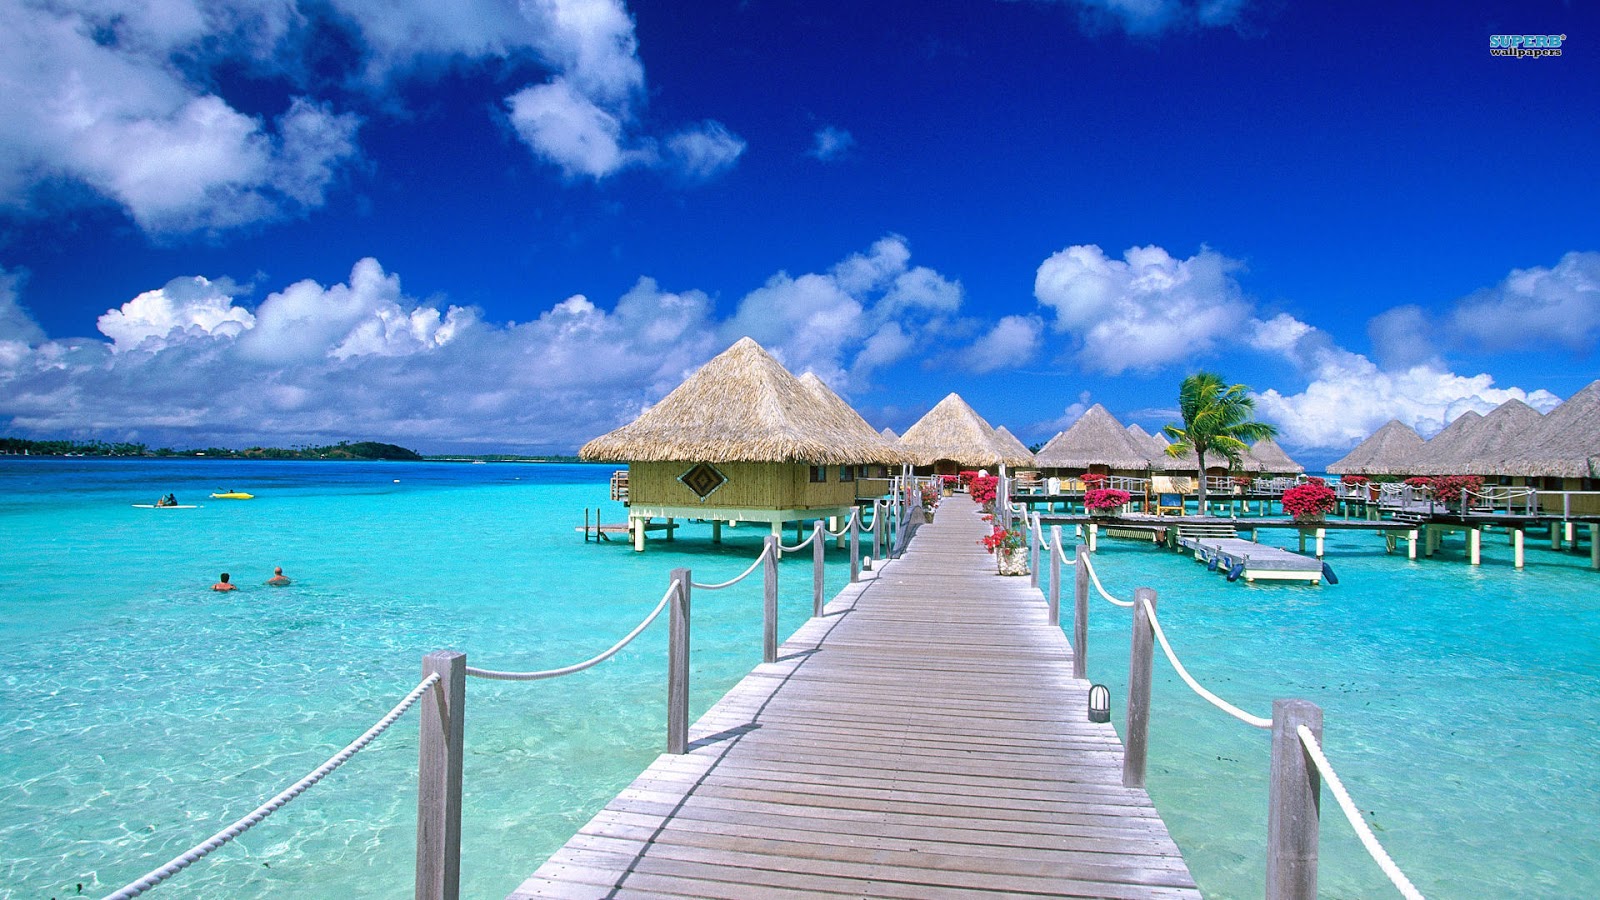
1088, 684, 1111, 723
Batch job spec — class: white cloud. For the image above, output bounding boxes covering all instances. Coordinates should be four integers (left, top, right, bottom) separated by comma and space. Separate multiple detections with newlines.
962, 315, 1043, 373
663, 121, 746, 182
506, 78, 639, 179
1051, 0, 1252, 35
1366, 304, 1436, 370
809, 126, 855, 161
1032, 390, 1094, 436
1448, 251, 1600, 353
97, 276, 255, 352
1033, 243, 1252, 374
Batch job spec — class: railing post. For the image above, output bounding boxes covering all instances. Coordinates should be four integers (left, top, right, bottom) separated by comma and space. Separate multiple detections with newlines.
849, 508, 861, 583
1029, 512, 1041, 589
872, 500, 883, 563
1072, 548, 1090, 680
1267, 699, 1323, 900
416, 650, 465, 900
1048, 526, 1062, 627
1123, 587, 1155, 788
667, 569, 691, 754
763, 537, 779, 664
812, 520, 825, 617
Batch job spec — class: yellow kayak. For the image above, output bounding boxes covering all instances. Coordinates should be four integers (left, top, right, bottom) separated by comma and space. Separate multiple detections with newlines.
210, 491, 254, 500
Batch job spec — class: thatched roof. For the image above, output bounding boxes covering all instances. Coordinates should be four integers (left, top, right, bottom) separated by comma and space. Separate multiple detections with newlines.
880, 427, 899, 441
993, 426, 1036, 466
1246, 437, 1304, 475
796, 372, 909, 465
1496, 380, 1600, 477
1143, 425, 1201, 472
1416, 409, 1484, 472
897, 393, 1032, 468
1326, 419, 1427, 475
1035, 405, 1153, 470
1423, 399, 1542, 475
579, 337, 903, 465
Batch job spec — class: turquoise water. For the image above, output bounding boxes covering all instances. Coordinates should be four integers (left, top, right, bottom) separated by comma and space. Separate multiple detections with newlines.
0, 459, 858, 899
1044, 520, 1600, 899
2, 463, 1596, 899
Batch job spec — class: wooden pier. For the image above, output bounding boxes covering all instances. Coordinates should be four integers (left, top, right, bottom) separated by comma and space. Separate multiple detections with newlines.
515, 506, 1198, 898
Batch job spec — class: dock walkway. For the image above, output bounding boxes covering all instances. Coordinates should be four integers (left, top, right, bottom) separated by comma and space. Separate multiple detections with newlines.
514, 505, 1198, 898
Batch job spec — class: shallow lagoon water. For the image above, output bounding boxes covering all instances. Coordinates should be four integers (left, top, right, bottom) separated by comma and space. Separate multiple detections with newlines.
2, 460, 1597, 898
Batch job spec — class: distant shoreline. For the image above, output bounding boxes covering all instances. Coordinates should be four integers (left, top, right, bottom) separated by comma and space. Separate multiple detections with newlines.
1, 437, 601, 463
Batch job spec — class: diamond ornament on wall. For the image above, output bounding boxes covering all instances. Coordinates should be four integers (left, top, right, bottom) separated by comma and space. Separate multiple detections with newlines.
679, 463, 728, 501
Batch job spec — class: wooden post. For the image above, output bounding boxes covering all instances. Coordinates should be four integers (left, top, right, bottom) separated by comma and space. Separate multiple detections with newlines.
1514, 528, 1525, 568
763, 537, 779, 664
812, 520, 825, 617
1048, 526, 1062, 627
771, 520, 784, 559
1124, 588, 1155, 789
416, 650, 465, 900
1030, 512, 1041, 589
667, 569, 691, 754
633, 516, 645, 552
849, 509, 861, 583
1073, 548, 1090, 680
711, 519, 722, 544
1550, 522, 1562, 550
583, 507, 590, 543
1407, 529, 1418, 560
1469, 526, 1481, 565
1314, 528, 1325, 559
666, 517, 675, 541
872, 501, 883, 564
1267, 699, 1323, 900
1591, 524, 1599, 570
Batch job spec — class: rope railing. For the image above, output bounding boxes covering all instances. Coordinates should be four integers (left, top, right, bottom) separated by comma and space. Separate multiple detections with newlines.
465, 582, 677, 681
103, 672, 442, 900
778, 531, 816, 552
1141, 595, 1272, 729
1079, 553, 1132, 606
691, 544, 772, 590
823, 507, 859, 537
1297, 725, 1427, 900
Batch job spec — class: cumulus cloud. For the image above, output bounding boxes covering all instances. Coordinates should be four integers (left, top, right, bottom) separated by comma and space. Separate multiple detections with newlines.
1031, 390, 1094, 437
1447, 251, 1600, 353
507, 78, 639, 179
0, 239, 969, 450
1033, 243, 1252, 374
663, 121, 746, 182
808, 126, 855, 161
962, 315, 1044, 373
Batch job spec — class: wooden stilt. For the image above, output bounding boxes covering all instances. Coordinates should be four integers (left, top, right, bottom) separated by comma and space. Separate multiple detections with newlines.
1514, 528, 1524, 569
1315, 528, 1325, 559
633, 516, 645, 552
1407, 529, 1418, 560
1551, 523, 1563, 551
1469, 527, 1481, 565
711, 520, 722, 544
1591, 524, 1599, 570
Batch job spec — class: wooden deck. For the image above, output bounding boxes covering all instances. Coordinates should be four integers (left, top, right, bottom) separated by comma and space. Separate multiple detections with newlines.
513, 505, 1199, 899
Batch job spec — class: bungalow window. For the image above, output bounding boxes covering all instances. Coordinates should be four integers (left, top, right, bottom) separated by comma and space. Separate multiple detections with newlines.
839, 465, 856, 482
809, 465, 827, 483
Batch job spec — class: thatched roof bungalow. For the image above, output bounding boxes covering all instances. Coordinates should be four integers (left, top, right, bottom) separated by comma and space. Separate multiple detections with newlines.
993, 426, 1036, 467
1326, 420, 1427, 476
1035, 405, 1153, 474
1245, 438, 1304, 476
580, 338, 901, 549
1424, 399, 1543, 475
1415, 409, 1484, 473
1499, 380, 1600, 482
897, 393, 1032, 473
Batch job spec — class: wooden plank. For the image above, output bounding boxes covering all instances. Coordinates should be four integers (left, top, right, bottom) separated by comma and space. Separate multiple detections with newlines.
514, 505, 1198, 899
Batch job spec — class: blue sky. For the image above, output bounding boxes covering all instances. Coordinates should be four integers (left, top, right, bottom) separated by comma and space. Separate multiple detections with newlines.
0, 0, 1595, 466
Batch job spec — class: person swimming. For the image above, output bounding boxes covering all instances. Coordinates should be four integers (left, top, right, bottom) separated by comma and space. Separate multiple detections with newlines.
211, 573, 238, 592
265, 566, 291, 586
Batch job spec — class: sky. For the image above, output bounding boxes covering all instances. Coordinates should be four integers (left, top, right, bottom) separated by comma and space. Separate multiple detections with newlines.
0, 0, 1595, 467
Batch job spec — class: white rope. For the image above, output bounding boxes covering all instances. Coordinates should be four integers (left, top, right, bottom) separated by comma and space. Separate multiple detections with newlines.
103, 673, 441, 900
823, 509, 860, 538
778, 531, 816, 552
1297, 724, 1426, 900
1142, 597, 1272, 729
691, 543, 771, 590
1080, 554, 1133, 607
466, 583, 677, 681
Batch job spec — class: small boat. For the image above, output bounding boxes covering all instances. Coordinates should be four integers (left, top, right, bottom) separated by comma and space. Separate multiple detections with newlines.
133, 504, 199, 509
210, 491, 254, 500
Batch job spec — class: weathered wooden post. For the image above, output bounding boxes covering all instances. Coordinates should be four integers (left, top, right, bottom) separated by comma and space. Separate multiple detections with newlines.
763, 536, 779, 664
1072, 548, 1089, 680
1029, 511, 1041, 589
812, 520, 825, 617
849, 507, 861, 583
1048, 525, 1062, 627
417, 650, 465, 900
1123, 587, 1155, 789
667, 569, 691, 754
1267, 699, 1323, 900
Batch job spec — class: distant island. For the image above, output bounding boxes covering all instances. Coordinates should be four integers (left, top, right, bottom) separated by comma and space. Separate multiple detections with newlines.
0, 437, 588, 463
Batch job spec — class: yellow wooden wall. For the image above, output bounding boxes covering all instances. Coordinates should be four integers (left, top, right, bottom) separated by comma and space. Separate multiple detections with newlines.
630, 461, 857, 510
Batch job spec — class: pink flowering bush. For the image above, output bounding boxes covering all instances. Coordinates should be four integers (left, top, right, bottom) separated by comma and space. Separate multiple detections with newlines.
969, 475, 998, 507
1084, 488, 1131, 512
1281, 481, 1336, 520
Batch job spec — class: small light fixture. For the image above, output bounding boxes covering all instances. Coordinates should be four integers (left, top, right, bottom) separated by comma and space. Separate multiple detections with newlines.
1088, 684, 1111, 723
862, 555, 873, 571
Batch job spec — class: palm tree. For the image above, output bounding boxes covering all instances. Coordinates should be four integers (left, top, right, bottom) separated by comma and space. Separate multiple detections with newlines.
1163, 372, 1278, 512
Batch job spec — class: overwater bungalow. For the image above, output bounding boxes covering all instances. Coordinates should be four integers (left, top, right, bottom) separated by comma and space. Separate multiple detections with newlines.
1425, 399, 1543, 476
1414, 409, 1484, 473
897, 392, 1031, 476
1327, 419, 1427, 476
579, 337, 904, 550
798, 371, 906, 495
1244, 437, 1305, 477
1034, 404, 1152, 484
